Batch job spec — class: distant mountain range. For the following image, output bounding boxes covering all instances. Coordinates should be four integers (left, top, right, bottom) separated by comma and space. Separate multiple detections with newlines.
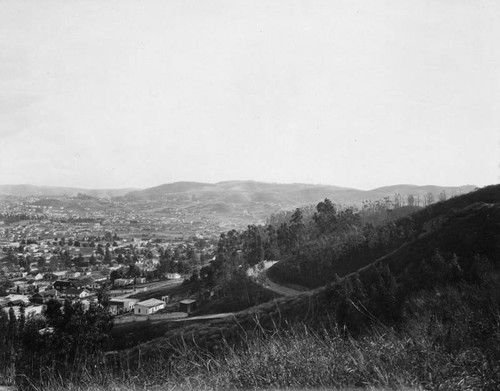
0, 184, 137, 198
0, 181, 477, 208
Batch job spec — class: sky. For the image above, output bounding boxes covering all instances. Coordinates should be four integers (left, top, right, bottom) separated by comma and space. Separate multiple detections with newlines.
0, 0, 499, 190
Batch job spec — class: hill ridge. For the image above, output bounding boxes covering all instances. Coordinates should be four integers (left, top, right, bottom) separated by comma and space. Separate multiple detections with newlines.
122, 184, 500, 362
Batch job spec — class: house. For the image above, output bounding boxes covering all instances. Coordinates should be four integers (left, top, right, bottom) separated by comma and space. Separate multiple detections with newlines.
31, 280, 52, 290
0, 294, 31, 308
90, 272, 108, 282
108, 298, 138, 315
44, 272, 60, 281
179, 299, 197, 314
53, 271, 68, 279
166, 273, 181, 280
53, 280, 83, 291
134, 277, 146, 284
8, 280, 29, 294
133, 298, 165, 316
44, 271, 67, 281
28, 271, 44, 281
66, 271, 81, 278
62, 288, 91, 300
86, 280, 103, 290
114, 278, 134, 287
71, 276, 101, 290
31, 289, 59, 305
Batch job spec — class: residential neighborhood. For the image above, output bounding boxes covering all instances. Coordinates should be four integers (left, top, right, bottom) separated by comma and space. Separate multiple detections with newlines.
0, 197, 218, 325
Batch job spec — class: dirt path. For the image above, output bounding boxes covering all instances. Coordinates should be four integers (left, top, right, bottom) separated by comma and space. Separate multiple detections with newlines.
173, 312, 235, 322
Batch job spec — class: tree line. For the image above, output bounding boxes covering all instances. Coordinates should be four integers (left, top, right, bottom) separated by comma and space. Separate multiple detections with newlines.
0, 299, 113, 388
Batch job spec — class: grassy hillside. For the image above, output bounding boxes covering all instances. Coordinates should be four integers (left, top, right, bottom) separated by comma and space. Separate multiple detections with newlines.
268, 185, 500, 288
129, 196, 500, 351
111, 185, 500, 389
6, 185, 500, 390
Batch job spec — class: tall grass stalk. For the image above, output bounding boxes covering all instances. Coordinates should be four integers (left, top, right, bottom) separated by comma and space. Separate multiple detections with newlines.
22, 320, 498, 391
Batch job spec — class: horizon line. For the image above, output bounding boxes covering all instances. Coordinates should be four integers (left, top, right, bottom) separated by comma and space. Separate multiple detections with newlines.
0, 180, 481, 193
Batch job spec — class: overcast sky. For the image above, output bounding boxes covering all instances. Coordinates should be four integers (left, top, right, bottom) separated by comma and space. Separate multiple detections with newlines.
1, 0, 499, 190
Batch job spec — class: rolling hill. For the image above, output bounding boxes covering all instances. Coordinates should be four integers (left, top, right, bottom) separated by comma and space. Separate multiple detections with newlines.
7, 184, 500, 390
0, 184, 137, 198
120, 184, 500, 387
122, 180, 475, 209
0, 181, 478, 233
0, 181, 475, 207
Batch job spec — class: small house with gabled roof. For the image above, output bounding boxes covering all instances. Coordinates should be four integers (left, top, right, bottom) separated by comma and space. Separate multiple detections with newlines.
133, 298, 165, 316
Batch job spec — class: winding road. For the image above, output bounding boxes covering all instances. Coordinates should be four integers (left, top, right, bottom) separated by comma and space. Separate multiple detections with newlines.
261, 270, 306, 296
248, 260, 308, 297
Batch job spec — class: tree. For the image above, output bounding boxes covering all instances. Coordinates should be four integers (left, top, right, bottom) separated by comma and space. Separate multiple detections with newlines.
0, 275, 14, 296
44, 299, 63, 327
104, 246, 112, 263
20, 299, 115, 380
425, 192, 435, 206
0, 307, 10, 375
277, 223, 291, 256
18, 303, 26, 334
369, 265, 399, 322
264, 224, 280, 260
8, 307, 18, 341
407, 194, 415, 207
110, 268, 124, 284
243, 225, 264, 266
96, 245, 104, 256
127, 263, 141, 278
97, 286, 110, 306
289, 208, 305, 250
313, 198, 337, 235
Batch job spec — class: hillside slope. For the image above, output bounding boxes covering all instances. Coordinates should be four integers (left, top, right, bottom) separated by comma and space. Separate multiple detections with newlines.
268, 184, 498, 288
124, 185, 500, 364
8, 185, 499, 390
124, 180, 474, 207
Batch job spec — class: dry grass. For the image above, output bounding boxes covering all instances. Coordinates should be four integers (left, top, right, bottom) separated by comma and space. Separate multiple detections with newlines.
20, 319, 498, 391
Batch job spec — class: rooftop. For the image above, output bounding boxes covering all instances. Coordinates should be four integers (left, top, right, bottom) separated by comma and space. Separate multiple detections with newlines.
136, 298, 165, 308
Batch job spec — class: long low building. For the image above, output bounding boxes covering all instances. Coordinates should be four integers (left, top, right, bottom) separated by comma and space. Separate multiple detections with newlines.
133, 298, 165, 316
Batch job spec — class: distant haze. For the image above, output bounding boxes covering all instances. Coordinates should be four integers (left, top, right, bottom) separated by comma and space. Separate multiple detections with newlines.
1, 0, 499, 189
0, 181, 477, 206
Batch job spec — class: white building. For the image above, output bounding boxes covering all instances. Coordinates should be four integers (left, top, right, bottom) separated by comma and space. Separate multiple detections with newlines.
133, 298, 165, 316
63, 288, 91, 300
108, 297, 138, 315
114, 278, 134, 287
